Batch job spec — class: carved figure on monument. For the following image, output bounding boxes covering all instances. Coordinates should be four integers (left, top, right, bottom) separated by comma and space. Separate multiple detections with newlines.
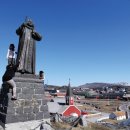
16, 19, 42, 74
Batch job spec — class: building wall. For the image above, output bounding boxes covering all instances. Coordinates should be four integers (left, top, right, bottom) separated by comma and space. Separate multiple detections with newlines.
117, 115, 126, 120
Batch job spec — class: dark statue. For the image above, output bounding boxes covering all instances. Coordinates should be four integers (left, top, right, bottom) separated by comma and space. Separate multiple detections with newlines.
16, 19, 42, 74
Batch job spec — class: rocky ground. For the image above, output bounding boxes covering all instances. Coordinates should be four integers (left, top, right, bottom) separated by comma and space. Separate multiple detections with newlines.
0, 119, 53, 130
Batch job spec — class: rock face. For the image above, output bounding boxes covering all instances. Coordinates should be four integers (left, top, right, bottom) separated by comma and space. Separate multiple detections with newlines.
0, 73, 49, 125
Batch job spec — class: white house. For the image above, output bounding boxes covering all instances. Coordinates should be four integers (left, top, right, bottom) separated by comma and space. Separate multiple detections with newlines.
109, 111, 126, 120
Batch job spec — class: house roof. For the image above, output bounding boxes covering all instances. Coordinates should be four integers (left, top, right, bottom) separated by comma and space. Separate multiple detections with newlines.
112, 111, 126, 117
58, 105, 81, 115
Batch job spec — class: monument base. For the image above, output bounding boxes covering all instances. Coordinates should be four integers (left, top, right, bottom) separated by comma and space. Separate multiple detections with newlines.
0, 73, 50, 125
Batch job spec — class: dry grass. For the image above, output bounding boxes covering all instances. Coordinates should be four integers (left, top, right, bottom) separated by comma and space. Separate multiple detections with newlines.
88, 123, 111, 130
93, 99, 122, 113
52, 122, 71, 130
76, 99, 125, 113
77, 104, 95, 111
52, 122, 112, 130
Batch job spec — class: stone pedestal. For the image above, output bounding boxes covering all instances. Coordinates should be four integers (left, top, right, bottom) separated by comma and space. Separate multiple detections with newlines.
0, 73, 50, 124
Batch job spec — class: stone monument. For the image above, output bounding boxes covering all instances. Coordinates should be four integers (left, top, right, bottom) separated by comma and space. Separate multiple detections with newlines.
0, 19, 49, 127
16, 19, 42, 74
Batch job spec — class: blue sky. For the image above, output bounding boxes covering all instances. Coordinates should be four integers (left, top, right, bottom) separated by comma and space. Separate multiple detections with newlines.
0, 0, 130, 86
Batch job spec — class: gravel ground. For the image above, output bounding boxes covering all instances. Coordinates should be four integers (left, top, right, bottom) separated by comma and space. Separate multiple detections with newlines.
0, 119, 54, 130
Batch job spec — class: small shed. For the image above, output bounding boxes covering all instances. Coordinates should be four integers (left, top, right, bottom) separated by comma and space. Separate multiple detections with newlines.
58, 105, 81, 117
109, 111, 126, 120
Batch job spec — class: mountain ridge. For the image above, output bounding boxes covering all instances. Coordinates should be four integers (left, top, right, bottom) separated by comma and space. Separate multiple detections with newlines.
77, 82, 129, 89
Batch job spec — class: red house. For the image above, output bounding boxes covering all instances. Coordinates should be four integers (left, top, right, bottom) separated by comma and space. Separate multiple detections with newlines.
58, 105, 81, 117
57, 79, 81, 117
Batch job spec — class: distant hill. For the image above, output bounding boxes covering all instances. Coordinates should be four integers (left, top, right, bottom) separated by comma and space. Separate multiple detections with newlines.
44, 84, 68, 90
45, 82, 129, 90
77, 82, 128, 89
